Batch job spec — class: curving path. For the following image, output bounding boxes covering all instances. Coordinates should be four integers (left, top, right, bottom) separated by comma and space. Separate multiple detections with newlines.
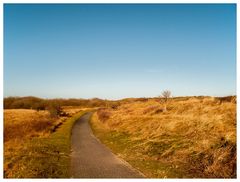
70, 112, 144, 178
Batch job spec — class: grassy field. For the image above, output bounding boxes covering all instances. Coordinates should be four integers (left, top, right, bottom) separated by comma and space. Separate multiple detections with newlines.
4, 108, 89, 178
90, 96, 236, 178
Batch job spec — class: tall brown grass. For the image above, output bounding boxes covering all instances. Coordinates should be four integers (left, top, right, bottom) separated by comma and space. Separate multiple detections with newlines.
4, 109, 56, 142
4, 108, 88, 178
91, 96, 236, 178
4, 107, 90, 178
4, 109, 56, 176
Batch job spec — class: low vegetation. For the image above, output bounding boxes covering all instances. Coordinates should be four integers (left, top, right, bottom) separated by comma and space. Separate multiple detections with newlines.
90, 96, 236, 178
4, 109, 55, 143
4, 108, 89, 178
4, 96, 118, 110
4, 95, 236, 178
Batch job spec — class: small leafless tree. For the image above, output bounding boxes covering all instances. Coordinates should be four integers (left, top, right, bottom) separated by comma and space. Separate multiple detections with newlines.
162, 90, 171, 102
161, 90, 171, 111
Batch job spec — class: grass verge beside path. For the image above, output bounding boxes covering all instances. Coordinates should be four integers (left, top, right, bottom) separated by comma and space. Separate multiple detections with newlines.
89, 116, 183, 178
4, 110, 89, 178
90, 97, 236, 179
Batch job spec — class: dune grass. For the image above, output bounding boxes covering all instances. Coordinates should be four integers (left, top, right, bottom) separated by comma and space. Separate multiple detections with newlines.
4, 109, 89, 178
4, 109, 56, 142
90, 96, 236, 178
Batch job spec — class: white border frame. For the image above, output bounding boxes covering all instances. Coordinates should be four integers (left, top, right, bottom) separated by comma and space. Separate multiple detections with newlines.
0, 1, 238, 181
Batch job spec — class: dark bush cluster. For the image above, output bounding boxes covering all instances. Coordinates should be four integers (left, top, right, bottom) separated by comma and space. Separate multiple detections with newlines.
4, 97, 112, 109
215, 96, 236, 104
4, 97, 46, 110
97, 109, 111, 123
4, 96, 120, 118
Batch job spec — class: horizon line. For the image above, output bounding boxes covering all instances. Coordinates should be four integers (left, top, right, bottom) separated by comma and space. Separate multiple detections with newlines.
3, 94, 236, 101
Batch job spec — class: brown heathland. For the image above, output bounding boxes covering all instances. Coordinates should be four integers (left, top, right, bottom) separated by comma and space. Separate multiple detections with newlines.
4, 108, 86, 178
91, 96, 236, 178
4, 109, 55, 142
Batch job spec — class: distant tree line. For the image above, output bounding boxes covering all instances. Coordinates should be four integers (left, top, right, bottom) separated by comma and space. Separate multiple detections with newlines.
4, 96, 125, 118
4, 96, 158, 111
5, 95, 236, 111
3, 96, 117, 110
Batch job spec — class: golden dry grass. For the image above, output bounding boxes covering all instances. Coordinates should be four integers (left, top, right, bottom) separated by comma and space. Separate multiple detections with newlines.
62, 106, 90, 116
4, 109, 56, 142
4, 109, 57, 177
4, 108, 89, 178
91, 96, 236, 178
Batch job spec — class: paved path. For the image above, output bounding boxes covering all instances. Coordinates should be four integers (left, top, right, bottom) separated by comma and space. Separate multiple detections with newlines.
70, 112, 144, 178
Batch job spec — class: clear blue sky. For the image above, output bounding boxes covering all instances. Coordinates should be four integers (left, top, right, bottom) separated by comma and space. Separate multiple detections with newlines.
4, 4, 236, 99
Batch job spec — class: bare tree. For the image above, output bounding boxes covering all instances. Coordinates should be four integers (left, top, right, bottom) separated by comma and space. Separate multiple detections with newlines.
162, 90, 171, 102
161, 90, 171, 111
